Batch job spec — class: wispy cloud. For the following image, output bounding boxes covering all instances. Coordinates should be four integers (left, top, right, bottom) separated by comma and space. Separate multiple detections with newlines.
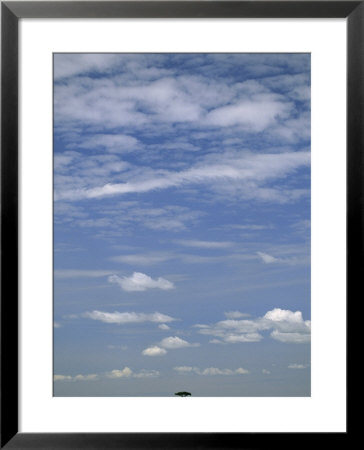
69, 134, 140, 153
55, 367, 160, 381
175, 240, 233, 249
271, 331, 310, 344
288, 363, 308, 369
110, 253, 173, 266
55, 151, 310, 202
224, 311, 250, 319
54, 373, 99, 382
257, 252, 281, 264
174, 366, 249, 376
53, 54, 311, 396
84, 310, 176, 324
256, 248, 310, 266
54, 269, 114, 279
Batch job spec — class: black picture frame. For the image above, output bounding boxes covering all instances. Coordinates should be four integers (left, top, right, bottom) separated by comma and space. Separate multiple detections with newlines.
1, 1, 356, 448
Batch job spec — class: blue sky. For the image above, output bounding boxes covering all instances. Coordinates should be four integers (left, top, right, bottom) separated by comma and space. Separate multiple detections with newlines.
53, 53, 310, 396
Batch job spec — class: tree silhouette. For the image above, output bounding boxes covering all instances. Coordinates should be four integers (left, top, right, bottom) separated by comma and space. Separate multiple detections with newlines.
174, 391, 191, 397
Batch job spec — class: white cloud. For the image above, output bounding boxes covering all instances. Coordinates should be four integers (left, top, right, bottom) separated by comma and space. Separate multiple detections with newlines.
142, 346, 167, 356
106, 367, 133, 378
205, 97, 292, 131
72, 134, 140, 153
133, 369, 160, 378
228, 224, 273, 231
234, 368, 250, 375
173, 366, 249, 376
176, 240, 233, 249
209, 339, 224, 344
55, 151, 310, 202
223, 333, 264, 343
257, 252, 280, 264
196, 318, 265, 343
160, 336, 199, 349
142, 336, 199, 356
111, 253, 173, 266
158, 324, 170, 331
73, 374, 99, 381
107, 344, 128, 350
264, 308, 304, 323
173, 366, 199, 374
108, 272, 174, 292
224, 311, 250, 319
54, 322, 62, 328
54, 373, 99, 382
200, 367, 235, 376
288, 363, 307, 369
196, 308, 310, 344
84, 310, 176, 324
54, 54, 123, 79
55, 366, 161, 381
271, 330, 311, 344
262, 369, 271, 374
105, 367, 160, 378
54, 269, 114, 279
256, 246, 309, 266
54, 375, 73, 381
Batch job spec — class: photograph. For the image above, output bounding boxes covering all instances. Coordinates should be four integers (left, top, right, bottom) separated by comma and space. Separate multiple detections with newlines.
53, 53, 311, 397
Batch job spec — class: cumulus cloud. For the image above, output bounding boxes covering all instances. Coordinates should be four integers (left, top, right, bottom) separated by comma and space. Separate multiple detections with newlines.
160, 336, 199, 349
264, 308, 304, 322
142, 336, 199, 356
196, 308, 310, 344
84, 310, 176, 324
108, 272, 174, 292
142, 346, 167, 356
106, 367, 133, 378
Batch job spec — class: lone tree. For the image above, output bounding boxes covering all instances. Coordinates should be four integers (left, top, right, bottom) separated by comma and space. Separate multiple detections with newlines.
174, 391, 191, 397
